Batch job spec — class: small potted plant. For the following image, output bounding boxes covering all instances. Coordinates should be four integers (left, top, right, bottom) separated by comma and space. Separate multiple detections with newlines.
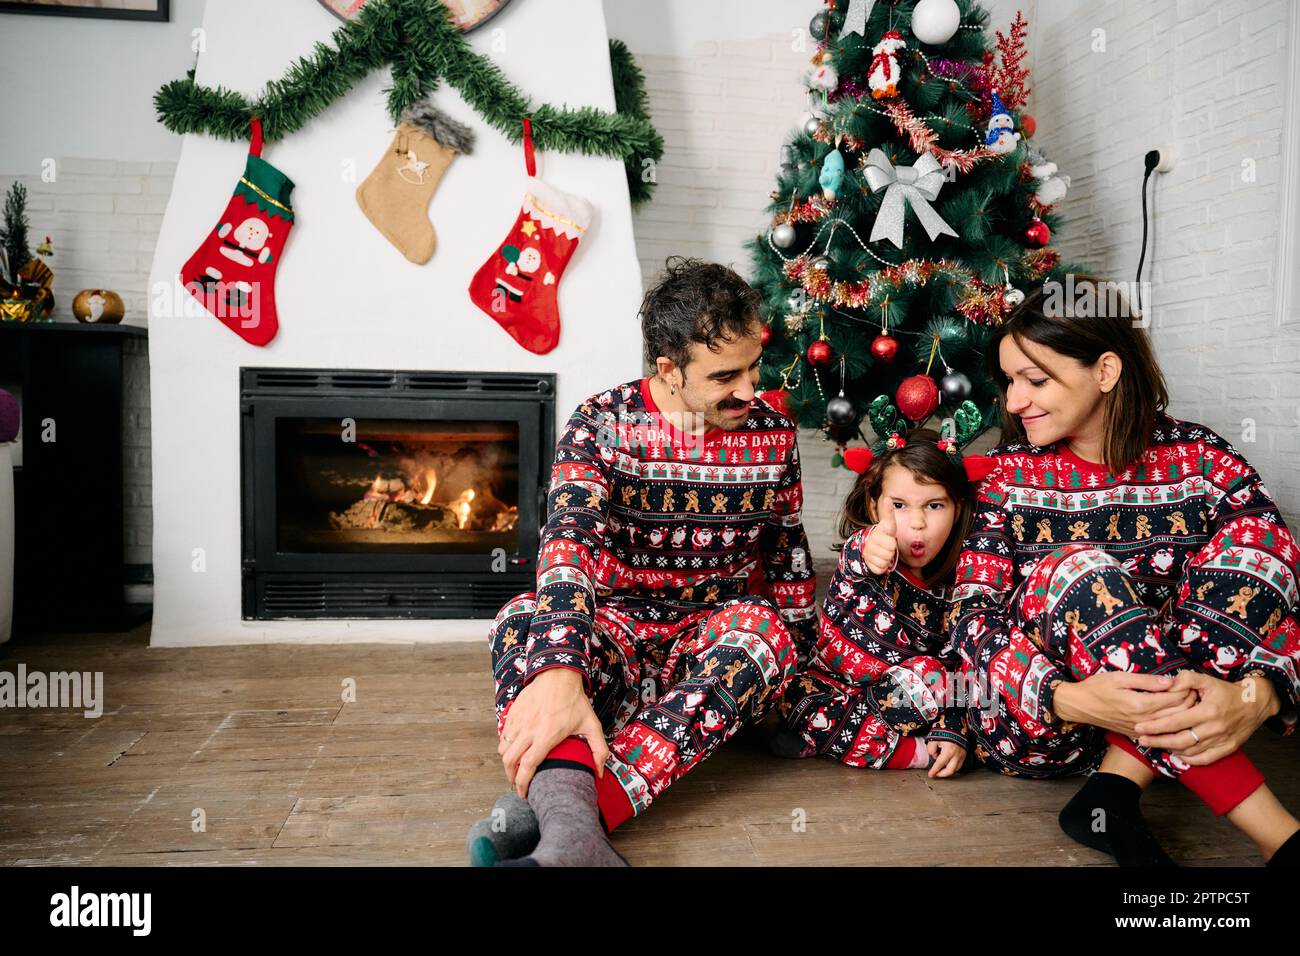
0, 182, 55, 323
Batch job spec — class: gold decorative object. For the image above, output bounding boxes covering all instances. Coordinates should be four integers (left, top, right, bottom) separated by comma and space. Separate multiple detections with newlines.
72, 288, 126, 324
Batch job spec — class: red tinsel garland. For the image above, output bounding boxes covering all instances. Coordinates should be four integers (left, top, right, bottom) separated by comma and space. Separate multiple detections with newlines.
882, 101, 999, 173
783, 255, 1010, 324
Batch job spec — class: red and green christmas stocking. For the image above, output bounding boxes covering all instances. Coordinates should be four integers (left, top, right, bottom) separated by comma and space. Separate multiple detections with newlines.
180, 117, 295, 347
468, 118, 593, 355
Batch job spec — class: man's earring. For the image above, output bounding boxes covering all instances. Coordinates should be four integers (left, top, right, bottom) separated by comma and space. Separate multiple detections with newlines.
670, 383, 677, 395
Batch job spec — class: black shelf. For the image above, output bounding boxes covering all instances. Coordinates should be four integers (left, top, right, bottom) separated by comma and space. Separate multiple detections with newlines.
0, 320, 151, 633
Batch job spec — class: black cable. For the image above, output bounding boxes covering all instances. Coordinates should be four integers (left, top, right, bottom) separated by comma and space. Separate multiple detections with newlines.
1134, 149, 1160, 318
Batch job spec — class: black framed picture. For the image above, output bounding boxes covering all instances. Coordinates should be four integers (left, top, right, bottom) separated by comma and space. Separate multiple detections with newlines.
0, 0, 169, 21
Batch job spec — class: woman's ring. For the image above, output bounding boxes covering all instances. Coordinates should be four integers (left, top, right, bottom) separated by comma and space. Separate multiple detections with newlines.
1189, 728, 1201, 745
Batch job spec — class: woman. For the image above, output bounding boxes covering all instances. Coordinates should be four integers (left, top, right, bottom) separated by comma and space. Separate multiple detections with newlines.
949, 276, 1300, 866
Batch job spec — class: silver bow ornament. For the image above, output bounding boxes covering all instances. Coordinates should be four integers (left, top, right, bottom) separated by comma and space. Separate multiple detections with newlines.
863, 148, 958, 248
839, 0, 875, 37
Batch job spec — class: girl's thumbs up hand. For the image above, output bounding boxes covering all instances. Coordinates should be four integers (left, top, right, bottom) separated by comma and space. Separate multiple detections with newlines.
863, 502, 898, 575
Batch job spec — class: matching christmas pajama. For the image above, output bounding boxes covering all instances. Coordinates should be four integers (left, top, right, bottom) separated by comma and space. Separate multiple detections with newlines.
778, 524, 970, 769
488, 379, 818, 828
951, 413, 1300, 804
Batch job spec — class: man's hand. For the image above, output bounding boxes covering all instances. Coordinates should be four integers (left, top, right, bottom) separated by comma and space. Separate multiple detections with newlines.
863, 504, 898, 575
498, 668, 608, 799
926, 740, 966, 778
1050, 671, 1196, 737
1133, 670, 1279, 766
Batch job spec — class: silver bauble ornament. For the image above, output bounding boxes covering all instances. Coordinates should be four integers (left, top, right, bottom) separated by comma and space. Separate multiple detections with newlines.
940, 371, 972, 403
808, 255, 831, 273
772, 222, 797, 248
826, 394, 855, 426
1004, 287, 1025, 307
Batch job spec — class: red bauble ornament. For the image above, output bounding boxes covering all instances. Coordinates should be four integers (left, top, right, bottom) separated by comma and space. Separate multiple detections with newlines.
870, 333, 899, 364
1025, 217, 1051, 247
758, 388, 791, 418
759, 324, 773, 347
896, 374, 940, 421
1020, 113, 1037, 138
806, 339, 834, 367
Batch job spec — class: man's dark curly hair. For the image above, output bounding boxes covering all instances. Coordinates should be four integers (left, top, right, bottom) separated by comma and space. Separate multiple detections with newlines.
639, 256, 762, 375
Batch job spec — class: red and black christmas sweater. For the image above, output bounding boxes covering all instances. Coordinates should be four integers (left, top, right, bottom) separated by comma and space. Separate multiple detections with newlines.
524, 379, 819, 689
950, 411, 1300, 740
812, 524, 969, 748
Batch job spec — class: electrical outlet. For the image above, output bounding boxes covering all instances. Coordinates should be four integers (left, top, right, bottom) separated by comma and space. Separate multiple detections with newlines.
1154, 144, 1177, 173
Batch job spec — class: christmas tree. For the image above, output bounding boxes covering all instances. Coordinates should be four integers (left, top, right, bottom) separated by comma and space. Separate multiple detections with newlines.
748, 0, 1086, 463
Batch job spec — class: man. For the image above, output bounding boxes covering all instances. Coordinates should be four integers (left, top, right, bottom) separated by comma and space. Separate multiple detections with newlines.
467, 257, 818, 866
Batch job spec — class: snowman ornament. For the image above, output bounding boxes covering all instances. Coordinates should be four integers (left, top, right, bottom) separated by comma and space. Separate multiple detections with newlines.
984, 90, 1022, 154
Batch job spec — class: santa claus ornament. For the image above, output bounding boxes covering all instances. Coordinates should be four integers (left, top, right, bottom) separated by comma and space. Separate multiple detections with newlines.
468, 117, 594, 355
179, 117, 294, 347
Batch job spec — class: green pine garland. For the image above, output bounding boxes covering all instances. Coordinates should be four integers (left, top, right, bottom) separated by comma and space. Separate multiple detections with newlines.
154, 0, 663, 204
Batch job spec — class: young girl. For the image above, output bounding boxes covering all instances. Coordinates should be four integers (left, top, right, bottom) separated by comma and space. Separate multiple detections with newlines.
769, 426, 998, 777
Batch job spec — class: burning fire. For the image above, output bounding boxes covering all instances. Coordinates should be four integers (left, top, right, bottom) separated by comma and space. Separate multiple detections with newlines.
452, 488, 476, 529
349, 464, 514, 533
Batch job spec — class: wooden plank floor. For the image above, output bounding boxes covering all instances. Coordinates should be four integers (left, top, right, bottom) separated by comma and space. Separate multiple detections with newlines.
1, 622, 1297, 866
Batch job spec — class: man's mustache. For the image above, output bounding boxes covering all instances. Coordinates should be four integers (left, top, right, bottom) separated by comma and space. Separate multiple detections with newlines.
716, 398, 750, 411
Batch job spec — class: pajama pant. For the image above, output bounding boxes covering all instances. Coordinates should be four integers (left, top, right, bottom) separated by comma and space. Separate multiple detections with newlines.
780, 654, 951, 769
967, 542, 1287, 803
489, 592, 798, 830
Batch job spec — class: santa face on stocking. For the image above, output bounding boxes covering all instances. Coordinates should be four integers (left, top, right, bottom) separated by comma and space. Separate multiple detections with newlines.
218, 217, 275, 267
179, 118, 294, 347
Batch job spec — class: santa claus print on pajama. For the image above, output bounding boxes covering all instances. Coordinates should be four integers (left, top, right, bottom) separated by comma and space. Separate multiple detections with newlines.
778, 523, 969, 768
489, 379, 818, 828
949, 412, 1300, 780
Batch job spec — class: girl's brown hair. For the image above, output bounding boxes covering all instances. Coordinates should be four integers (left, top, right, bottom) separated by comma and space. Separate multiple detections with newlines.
986, 275, 1168, 473
840, 427, 976, 586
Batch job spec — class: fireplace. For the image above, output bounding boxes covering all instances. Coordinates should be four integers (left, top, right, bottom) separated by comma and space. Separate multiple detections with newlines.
240, 368, 554, 619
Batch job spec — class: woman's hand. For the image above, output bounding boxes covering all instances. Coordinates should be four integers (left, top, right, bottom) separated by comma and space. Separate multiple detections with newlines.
498, 667, 608, 799
926, 740, 966, 778
862, 505, 898, 575
1050, 671, 1196, 737
1133, 670, 1280, 765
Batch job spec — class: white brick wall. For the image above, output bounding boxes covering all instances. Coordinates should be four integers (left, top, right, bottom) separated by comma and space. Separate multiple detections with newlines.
624, 0, 1299, 554
0, 158, 168, 566
1030, 0, 1299, 531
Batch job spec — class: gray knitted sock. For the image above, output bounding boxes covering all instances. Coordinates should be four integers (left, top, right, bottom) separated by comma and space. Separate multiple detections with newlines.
497, 767, 629, 867
466, 791, 540, 867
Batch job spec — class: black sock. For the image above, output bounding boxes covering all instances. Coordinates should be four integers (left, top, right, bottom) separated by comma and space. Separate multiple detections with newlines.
1059, 772, 1177, 867
1268, 828, 1300, 867
764, 725, 811, 759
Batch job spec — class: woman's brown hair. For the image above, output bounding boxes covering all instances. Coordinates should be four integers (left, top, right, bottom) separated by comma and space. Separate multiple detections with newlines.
986, 274, 1169, 473
839, 427, 976, 586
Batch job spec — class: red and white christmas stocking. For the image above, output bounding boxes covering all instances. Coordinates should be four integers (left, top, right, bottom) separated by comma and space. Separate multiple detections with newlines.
468, 118, 593, 355
179, 117, 295, 347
